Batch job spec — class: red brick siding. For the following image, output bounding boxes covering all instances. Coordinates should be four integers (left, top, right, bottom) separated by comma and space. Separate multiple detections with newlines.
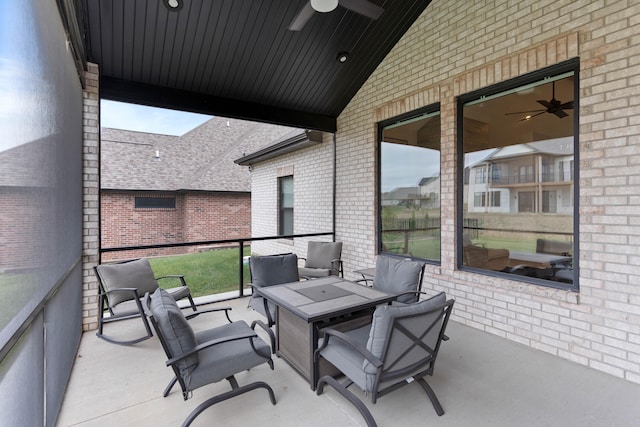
100, 191, 250, 261
184, 193, 251, 242
0, 187, 51, 271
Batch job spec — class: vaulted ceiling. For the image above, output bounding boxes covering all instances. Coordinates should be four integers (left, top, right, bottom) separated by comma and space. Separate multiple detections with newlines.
83, 0, 434, 132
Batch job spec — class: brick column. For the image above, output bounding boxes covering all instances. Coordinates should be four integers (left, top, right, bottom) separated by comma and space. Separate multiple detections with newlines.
82, 63, 100, 331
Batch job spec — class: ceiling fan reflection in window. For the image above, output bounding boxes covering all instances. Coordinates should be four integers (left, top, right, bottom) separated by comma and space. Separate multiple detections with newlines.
288, 0, 384, 31
505, 81, 574, 121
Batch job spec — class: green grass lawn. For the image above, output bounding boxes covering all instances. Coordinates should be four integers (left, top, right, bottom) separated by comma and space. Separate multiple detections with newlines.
0, 271, 44, 331
148, 247, 251, 298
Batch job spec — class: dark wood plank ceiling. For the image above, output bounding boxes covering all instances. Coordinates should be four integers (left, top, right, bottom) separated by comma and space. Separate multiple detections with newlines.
83, 0, 434, 132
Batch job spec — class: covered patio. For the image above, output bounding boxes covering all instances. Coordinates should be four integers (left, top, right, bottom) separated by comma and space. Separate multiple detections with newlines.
4, 1, 640, 426
57, 295, 640, 427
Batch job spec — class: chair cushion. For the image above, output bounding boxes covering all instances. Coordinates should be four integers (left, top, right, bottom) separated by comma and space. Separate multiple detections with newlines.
149, 288, 198, 383
165, 285, 191, 302
364, 292, 447, 391
320, 292, 448, 394
250, 253, 299, 287
318, 325, 371, 391
97, 258, 159, 306
298, 267, 332, 278
304, 242, 342, 269
188, 321, 272, 390
373, 256, 424, 304
367, 292, 446, 360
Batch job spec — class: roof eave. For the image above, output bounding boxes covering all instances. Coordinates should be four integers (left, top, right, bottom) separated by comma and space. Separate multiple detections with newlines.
235, 130, 324, 166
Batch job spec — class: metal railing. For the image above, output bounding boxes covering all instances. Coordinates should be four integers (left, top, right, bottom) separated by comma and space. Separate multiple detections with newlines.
100, 232, 334, 297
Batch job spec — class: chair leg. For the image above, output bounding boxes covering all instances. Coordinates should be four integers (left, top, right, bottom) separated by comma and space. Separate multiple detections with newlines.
316, 376, 377, 427
416, 377, 444, 416
182, 379, 276, 427
187, 294, 197, 312
163, 376, 178, 397
96, 313, 153, 346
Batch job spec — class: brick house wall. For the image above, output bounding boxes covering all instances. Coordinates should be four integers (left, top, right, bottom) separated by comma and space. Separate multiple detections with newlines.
249, 0, 640, 384
100, 190, 251, 261
184, 192, 251, 242
250, 135, 334, 257
0, 187, 52, 272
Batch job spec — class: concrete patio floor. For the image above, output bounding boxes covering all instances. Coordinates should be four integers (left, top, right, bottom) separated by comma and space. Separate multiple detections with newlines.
57, 295, 640, 427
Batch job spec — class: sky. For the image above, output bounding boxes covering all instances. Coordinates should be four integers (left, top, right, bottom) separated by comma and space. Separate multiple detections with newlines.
100, 100, 211, 136
100, 102, 489, 188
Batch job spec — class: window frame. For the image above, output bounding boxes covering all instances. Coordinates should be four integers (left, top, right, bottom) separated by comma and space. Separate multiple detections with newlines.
377, 103, 442, 264
134, 196, 176, 209
278, 175, 294, 236
456, 59, 580, 291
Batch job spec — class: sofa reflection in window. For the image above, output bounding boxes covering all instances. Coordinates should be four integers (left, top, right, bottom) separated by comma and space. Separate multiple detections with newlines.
463, 244, 510, 271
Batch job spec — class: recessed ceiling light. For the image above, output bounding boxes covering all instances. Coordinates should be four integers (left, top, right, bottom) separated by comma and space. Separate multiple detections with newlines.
336, 52, 349, 63
163, 0, 183, 11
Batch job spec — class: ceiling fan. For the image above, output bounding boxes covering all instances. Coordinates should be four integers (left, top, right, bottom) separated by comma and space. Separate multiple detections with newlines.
505, 81, 574, 120
288, 0, 384, 31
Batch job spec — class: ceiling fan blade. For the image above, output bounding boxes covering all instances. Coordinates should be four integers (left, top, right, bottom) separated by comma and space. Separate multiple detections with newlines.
288, 2, 315, 31
505, 109, 546, 115
518, 111, 546, 121
536, 99, 553, 109
560, 100, 574, 110
552, 109, 569, 118
340, 0, 384, 20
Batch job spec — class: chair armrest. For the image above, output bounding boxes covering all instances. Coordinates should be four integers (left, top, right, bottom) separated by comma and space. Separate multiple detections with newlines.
166, 330, 258, 366
185, 307, 232, 323
330, 259, 344, 276
101, 287, 139, 300
248, 284, 275, 326
315, 328, 382, 368
355, 278, 373, 287
156, 275, 187, 287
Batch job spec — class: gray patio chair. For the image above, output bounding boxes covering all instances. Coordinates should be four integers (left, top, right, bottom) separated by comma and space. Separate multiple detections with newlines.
143, 288, 275, 427
94, 258, 197, 345
315, 292, 454, 427
358, 255, 425, 304
248, 253, 300, 352
298, 241, 344, 279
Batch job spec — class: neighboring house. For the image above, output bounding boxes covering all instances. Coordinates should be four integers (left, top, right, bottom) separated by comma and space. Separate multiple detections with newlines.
235, 129, 330, 257
467, 137, 573, 214
417, 176, 440, 209
100, 117, 295, 261
381, 186, 420, 207
0, 136, 74, 272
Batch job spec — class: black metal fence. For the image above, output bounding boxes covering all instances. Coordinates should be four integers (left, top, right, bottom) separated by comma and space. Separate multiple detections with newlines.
100, 232, 334, 297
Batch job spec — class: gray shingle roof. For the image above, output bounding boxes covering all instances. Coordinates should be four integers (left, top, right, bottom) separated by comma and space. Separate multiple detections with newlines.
101, 117, 297, 192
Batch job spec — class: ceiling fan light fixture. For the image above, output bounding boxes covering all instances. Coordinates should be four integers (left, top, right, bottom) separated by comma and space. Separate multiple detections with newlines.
311, 0, 339, 13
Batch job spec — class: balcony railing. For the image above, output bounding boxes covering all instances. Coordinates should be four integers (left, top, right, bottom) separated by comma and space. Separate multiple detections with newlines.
100, 232, 334, 297
490, 173, 572, 185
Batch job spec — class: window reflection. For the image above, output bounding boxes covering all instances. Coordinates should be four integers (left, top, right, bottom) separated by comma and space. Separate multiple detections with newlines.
379, 110, 441, 261
461, 73, 576, 287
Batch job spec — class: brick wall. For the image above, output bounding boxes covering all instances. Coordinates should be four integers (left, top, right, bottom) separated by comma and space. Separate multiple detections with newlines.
82, 62, 100, 331
100, 191, 251, 261
334, 0, 640, 383
0, 187, 52, 271
185, 192, 251, 242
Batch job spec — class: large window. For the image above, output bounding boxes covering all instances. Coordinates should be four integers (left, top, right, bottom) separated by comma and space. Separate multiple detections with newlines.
458, 62, 578, 289
278, 175, 293, 235
378, 107, 441, 262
